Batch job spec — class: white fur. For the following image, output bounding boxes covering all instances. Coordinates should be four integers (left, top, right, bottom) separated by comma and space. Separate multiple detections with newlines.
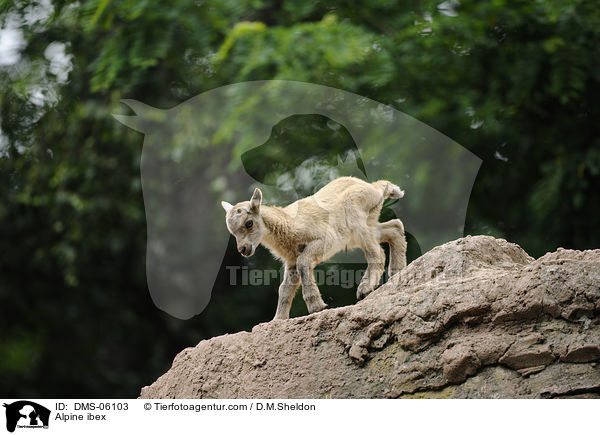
222, 177, 407, 320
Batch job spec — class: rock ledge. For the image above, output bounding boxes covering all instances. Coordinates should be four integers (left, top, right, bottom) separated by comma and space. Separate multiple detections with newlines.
140, 236, 600, 398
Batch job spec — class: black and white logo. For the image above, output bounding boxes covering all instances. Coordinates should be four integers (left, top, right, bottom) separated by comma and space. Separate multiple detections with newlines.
3, 401, 50, 433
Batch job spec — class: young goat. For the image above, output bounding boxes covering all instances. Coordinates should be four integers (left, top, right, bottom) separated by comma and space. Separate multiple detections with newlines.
221, 176, 407, 320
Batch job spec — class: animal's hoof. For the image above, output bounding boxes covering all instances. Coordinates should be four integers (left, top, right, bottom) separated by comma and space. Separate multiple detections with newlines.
308, 302, 328, 314
356, 283, 374, 300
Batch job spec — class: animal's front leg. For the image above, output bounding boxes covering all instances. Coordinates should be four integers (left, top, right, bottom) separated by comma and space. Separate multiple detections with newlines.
297, 247, 328, 314
299, 267, 328, 314
273, 265, 301, 320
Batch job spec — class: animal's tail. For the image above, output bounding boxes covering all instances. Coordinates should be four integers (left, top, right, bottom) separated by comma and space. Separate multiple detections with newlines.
372, 180, 405, 199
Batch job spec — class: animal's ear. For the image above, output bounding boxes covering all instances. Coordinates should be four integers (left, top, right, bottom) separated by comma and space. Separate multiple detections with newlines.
250, 188, 262, 212
221, 201, 233, 213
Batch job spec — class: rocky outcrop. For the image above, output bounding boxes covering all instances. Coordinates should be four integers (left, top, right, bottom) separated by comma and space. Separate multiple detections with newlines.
140, 236, 600, 398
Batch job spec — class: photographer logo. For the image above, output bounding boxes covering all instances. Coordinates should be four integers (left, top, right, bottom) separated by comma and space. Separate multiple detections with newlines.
3, 401, 50, 433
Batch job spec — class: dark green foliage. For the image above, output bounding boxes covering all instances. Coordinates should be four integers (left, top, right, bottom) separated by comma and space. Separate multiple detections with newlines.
0, 0, 598, 397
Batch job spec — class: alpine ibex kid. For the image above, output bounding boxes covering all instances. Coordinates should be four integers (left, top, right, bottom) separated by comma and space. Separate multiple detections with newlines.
221, 176, 406, 320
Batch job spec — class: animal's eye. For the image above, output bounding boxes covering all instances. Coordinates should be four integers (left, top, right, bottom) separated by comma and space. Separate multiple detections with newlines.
245, 220, 253, 229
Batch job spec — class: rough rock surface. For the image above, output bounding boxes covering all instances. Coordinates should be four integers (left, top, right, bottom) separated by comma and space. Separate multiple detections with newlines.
140, 236, 600, 398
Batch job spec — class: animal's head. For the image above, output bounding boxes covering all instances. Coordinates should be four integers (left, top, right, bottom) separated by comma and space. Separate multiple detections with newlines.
221, 188, 265, 257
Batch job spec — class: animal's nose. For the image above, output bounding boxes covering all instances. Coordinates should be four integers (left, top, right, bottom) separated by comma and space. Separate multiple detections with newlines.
239, 246, 247, 255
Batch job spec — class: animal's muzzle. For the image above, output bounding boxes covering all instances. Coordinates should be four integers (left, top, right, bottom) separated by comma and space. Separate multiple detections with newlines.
238, 244, 254, 257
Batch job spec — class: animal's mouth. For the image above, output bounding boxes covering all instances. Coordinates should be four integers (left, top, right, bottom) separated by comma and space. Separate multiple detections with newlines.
241, 246, 255, 257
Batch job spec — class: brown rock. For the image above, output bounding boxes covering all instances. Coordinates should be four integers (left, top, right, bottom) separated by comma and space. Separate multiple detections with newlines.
442, 344, 482, 383
139, 236, 600, 399
499, 333, 555, 369
563, 345, 600, 363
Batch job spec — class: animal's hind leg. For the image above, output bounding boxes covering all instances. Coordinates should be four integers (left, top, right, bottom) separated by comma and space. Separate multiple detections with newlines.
378, 219, 407, 278
356, 234, 385, 300
273, 265, 301, 320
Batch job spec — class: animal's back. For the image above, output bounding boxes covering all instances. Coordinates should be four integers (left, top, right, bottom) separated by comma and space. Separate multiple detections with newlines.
281, 177, 396, 245
311, 176, 380, 210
